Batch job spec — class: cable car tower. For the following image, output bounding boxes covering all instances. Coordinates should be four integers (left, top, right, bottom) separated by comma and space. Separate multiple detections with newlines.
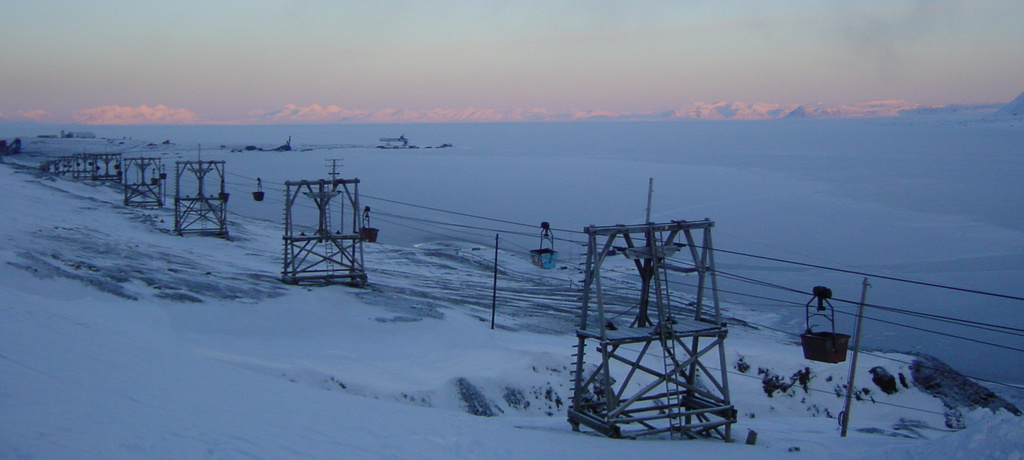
173, 160, 229, 237
45, 153, 122, 181
568, 219, 735, 440
281, 178, 367, 286
122, 157, 163, 207
88, 153, 123, 182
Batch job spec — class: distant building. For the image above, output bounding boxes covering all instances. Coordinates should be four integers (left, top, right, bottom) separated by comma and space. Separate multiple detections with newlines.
60, 130, 96, 139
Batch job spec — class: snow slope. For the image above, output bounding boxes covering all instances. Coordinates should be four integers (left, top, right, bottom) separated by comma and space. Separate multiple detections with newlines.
1, 140, 1021, 458
989, 90, 1024, 120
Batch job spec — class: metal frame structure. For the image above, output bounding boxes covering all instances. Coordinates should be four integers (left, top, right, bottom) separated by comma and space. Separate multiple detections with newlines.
173, 160, 229, 237
45, 153, 122, 181
122, 157, 164, 207
281, 178, 366, 286
568, 219, 735, 440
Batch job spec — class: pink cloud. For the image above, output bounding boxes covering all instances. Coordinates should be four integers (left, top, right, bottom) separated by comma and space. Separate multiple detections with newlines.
254, 104, 598, 123
16, 110, 56, 122
258, 104, 366, 123
73, 105, 200, 125
247, 100, 952, 124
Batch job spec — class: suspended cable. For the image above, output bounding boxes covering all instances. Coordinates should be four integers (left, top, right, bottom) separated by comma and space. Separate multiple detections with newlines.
363, 193, 585, 236
225, 168, 1022, 302
376, 211, 539, 240
716, 270, 1024, 338
833, 309, 1024, 354
372, 215, 495, 244
214, 162, 1024, 368
709, 246, 1024, 302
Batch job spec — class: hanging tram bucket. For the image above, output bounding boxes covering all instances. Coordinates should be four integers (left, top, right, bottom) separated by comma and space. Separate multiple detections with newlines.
530, 221, 558, 269
800, 331, 850, 363
252, 178, 265, 201
219, 192, 230, 202
358, 206, 378, 242
529, 248, 558, 269
359, 227, 379, 243
800, 285, 849, 363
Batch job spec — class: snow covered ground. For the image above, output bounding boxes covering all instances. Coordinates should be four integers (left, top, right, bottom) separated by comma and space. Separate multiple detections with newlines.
1, 119, 1022, 458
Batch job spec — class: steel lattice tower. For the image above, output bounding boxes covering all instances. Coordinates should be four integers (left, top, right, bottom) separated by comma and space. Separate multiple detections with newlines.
568, 219, 735, 440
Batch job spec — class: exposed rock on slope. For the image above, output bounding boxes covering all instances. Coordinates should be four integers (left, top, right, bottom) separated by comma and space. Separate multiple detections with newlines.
910, 353, 1021, 428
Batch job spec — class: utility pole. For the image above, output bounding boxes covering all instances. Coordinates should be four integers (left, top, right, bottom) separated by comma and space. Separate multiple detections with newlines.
645, 177, 654, 223
841, 277, 871, 437
327, 159, 343, 179
491, 234, 499, 330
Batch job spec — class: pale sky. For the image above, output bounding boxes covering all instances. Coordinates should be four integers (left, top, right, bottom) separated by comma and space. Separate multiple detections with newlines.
2, 0, 1022, 123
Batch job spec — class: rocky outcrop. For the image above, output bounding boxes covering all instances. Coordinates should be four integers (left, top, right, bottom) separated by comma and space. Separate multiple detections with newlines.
910, 353, 1021, 427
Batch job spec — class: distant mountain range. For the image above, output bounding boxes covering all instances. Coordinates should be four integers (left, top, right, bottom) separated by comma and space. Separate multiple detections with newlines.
5, 92, 1022, 125
249, 98, 1014, 124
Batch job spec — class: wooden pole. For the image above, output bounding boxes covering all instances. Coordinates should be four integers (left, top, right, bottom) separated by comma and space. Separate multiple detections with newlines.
841, 277, 870, 437
645, 178, 654, 223
491, 234, 499, 330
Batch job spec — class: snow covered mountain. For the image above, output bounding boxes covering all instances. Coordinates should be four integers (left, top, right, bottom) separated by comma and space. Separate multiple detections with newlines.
1, 137, 1021, 458
3, 96, 1018, 124
243, 98, 1012, 124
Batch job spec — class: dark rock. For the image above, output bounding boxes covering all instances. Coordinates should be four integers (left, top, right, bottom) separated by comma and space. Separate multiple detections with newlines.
869, 366, 899, 395
735, 357, 750, 373
792, 367, 812, 393
909, 353, 1022, 424
455, 378, 496, 417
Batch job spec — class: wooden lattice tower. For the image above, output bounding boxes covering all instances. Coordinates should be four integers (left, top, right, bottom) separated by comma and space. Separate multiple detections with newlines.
89, 153, 123, 181
173, 160, 229, 237
122, 157, 164, 208
281, 178, 366, 286
568, 219, 735, 440
45, 153, 122, 181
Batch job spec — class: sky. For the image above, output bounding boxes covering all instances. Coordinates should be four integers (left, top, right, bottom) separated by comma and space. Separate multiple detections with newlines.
2, 0, 1023, 124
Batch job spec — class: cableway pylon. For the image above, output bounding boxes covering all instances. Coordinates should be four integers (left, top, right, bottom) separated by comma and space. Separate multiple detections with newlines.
568, 219, 735, 440
173, 160, 229, 238
281, 178, 367, 286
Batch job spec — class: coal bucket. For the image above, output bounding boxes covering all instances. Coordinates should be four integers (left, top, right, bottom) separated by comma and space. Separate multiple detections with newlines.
529, 248, 558, 269
800, 331, 850, 363
360, 227, 379, 243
